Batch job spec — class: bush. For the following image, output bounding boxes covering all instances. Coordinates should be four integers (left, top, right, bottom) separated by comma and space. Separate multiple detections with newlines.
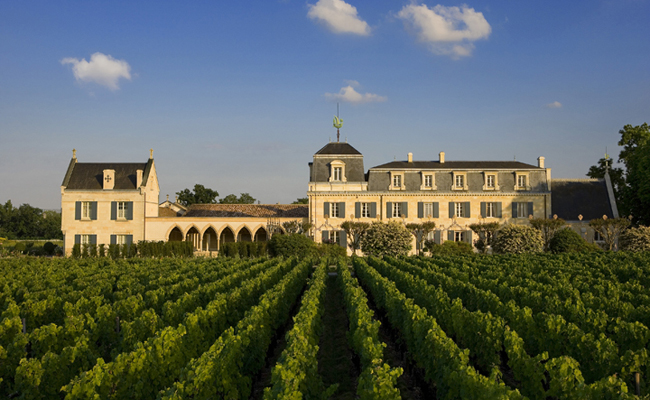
620, 226, 650, 252
268, 234, 315, 259
492, 224, 544, 254
43, 241, 56, 255
98, 244, 106, 257
313, 242, 347, 260
360, 221, 412, 257
549, 228, 600, 253
13, 242, 27, 254
425, 240, 473, 256
72, 243, 81, 258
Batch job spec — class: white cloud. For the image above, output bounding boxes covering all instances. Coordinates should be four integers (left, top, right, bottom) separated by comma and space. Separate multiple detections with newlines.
325, 84, 387, 104
397, 4, 491, 59
61, 52, 132, 90
307, 0, 371, 36
545, 101, 562, 108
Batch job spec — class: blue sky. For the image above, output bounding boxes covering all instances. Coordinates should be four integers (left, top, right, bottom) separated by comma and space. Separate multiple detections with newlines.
1, 0, 649, 210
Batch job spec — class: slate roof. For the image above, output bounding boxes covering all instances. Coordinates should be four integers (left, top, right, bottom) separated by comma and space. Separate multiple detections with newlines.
371, 160, 540, 170
314, 142, 362, 155
63, 161, 150, 190
184, 204, 309, 218
551, 179, 614, 221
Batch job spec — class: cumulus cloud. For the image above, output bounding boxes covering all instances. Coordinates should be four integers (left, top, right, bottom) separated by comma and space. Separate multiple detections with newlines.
397, 4, 491, 59
325, 84, 387, 104
307, 0, 371, 36
545, 101, 562, 108
61, 52, 132, 90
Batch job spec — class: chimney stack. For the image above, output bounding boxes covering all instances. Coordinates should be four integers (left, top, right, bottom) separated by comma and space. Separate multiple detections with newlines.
439, 151, 445, 164
407, 152, 413, 163
136, 169, 143, 187
537, 156, 545, 168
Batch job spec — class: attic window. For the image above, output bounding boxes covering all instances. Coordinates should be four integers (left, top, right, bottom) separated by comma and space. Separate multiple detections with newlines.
329, 160, 347, 183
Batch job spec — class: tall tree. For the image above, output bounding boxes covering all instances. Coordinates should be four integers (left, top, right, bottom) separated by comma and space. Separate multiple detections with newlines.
622, 140, 650, 225
586, 157, 625, 204
175, 184, 219, 207
219, 193, 256, 204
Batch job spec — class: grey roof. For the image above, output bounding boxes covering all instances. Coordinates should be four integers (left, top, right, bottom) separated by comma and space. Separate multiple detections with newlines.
314, 142, 362, 155
370, 160, 540, 170
184, 204, 309, 218
551, 179, 614, 221
63, 161, 150, 190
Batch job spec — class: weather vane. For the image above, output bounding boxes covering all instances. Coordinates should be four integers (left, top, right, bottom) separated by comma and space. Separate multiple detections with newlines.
333, 103, 343, 142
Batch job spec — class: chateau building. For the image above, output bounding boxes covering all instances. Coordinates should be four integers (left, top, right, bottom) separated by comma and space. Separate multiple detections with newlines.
60, 140, 618, 256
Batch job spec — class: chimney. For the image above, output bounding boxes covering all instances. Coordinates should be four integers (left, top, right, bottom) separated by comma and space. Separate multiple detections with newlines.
103, 169, 115, 190
136, 169, 143, 187
72, 149, 77, 160
537, 156, 545, 168
439, 151, 445, 164
407, 152, 413, 163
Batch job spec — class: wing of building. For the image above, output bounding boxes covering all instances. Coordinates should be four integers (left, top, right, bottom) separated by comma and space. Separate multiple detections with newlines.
60, 142, 618, 255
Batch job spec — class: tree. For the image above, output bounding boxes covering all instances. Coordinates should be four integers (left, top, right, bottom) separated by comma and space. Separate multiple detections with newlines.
340, 221, 370, 255
617, 123, 650, 167
529, 217, 566, 251
219, 193, 256, 204
589, 217, 630, 251
620, 226, 650, 252
281, 220, 312, 235
586, 157, 625, 205
468, 222, 500, 253
359, 221, 412, 257
549, 228, 600, 253
621, 140, 650, 225
492, 225, 543, 254
292, 197, 309, 204
175, 184, 219, 207
405, 222, 436, 255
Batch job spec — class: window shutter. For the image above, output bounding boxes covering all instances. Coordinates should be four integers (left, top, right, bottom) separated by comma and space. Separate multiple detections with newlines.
418, 202, 424, 218
433, 202, 439, 218
449, 202, 455, 218
434, 230, 441, 244
75, 234, 81, 244
448, 231, 454, 241
339, 202, 346, 218
465, 230, 473, 245
111, 202, 117, 220
126, 235, 133, 245
110, 235, 116, 245
386, 202, 393, 218
496, 202, 502, 218
401, 202, 408, 218
355, 202, 361, 219
370, 202, 377, 218
339, 231, 347, 248
527, 202, 534, 218
127, 202, 134, 220
322, 231, 329, 242
480, 202, 486, 218
512, 202, 518, 218
90, 202, 98, 220
75, 202, 81, 220
464, 202, 471, 218
324, 202, 329, 218
90, 235, 97, 245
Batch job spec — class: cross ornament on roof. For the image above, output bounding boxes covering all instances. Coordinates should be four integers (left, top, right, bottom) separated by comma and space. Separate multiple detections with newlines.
105, 175, 112, 183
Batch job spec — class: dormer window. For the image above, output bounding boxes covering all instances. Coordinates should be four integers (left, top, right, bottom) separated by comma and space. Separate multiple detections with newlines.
455, 175, 464, 188
389, 171, 405, 190
515, 172, 530, 190
451, 172, 468, 191
333, 167, 342, 181
483, 173, 500, 191
329, 160, 347, 182
518, 175, 526, 188
393, 174, 401, 187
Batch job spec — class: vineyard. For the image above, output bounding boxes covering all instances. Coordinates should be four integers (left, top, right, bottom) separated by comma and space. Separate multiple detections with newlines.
1, 252, 650, 399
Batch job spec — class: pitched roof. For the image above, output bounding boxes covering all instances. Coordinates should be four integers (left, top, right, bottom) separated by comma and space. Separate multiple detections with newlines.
551, 179, 614, 221
184, 204, 309, 218
370, 160, 540, 170
63, 161, 150, 190
314, 142, 362, 155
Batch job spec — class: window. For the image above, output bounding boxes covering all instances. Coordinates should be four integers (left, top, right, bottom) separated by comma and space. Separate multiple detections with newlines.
454, 231, 465, 242
333, 167, 342, 181
393, 174, 401, 188
392, 202, 402, 218
423, 203, 433, 218
116, 235, 127, 245
455, 202, 464, 218
81, 202, 91, 220
361, 202, 370, 218
81, 234, 91, 245
594, 231, 604, 242
518, 175, 527, 188
117, 202, 127, 220
424, 175, 432, 188
330, 202, 340, 218
455, 175, 464, 188
517, 202, 528, 218
487, 175, 495, 188
486, 202, 495, 218
330, 231, 339, 244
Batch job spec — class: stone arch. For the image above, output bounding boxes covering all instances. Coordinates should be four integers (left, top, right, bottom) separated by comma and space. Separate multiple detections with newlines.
253, 226, 268, 242
168, 226, 184, 242
202, 226, 218, 251
186, 226, 201, 250
220, 226, 235, 244
237, 226, 252, 242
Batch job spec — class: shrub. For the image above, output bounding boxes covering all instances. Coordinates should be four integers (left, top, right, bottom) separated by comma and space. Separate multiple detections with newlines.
468, 222, 500, 254
425, 240, 473, 256
549, 228, 600, 253
43, 241, 56, 255
313, 242, 347, 261
492, 224, 544, 254
620, 226, 650, 252
72, 243, 81, 258
359, 221, 412, 257
98, 244, 106, 257
108, 244, 120, 259
13, 242, 27, 254
268, 234, 314, 259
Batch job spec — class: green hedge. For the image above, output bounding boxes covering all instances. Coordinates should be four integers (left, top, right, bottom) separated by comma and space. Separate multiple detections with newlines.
219, 241, 268, 258
71, 241, 194, 258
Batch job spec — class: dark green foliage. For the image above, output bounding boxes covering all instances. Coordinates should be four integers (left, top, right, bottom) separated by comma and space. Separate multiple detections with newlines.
88, 243, 98, 258
175, 184, 219, 207
0, 200, 62, 239
424, 240, 473, 255
12, 242, 27, 254
42, 242, 56, 255
219, 241, 267, 258
620, 226, 650, 252
219, 193, 256, 204
549, 228, 601, 253
492, 224, 544, 254
359, 221, 412, 257
268, 233, 314, 259
136, 241, 193, 258
292, 197, 309, 204
108, 244, 120, 259
98, 244, 105, 257
313, 242, 347, 261
72, 243, 81, 258
469, 222, 501, 253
